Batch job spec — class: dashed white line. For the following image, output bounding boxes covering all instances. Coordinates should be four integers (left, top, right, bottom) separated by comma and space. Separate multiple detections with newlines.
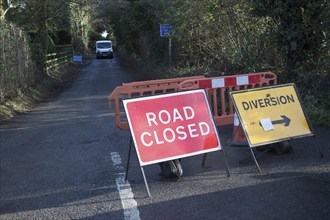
111, 152, 141, 220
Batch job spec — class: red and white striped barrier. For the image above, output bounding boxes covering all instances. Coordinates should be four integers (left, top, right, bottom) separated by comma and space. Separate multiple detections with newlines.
198, 74, 263, 89
179, 72, 277, 144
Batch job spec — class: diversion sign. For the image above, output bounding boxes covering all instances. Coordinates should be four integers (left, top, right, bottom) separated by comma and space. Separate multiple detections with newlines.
123, 89, 221, 166
230, 83, 313, 147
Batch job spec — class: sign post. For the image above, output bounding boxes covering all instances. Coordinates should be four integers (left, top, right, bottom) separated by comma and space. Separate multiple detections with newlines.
160, 24, 172, 69
123, 89, 230, 196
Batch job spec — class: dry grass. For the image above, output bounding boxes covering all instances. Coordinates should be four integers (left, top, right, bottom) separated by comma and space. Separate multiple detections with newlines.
0, 61, 86, 122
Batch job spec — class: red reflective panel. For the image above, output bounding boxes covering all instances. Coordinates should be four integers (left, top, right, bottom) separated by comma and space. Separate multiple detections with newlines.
249, 75, 261, 84
224, 77, 237, 86
199, 79, 212, 88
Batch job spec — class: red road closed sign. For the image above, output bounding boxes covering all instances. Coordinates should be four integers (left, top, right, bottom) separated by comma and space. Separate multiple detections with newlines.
123, 89, 222, 166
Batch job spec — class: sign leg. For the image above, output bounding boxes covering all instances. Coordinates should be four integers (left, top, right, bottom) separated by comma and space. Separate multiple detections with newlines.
239, 147, 271, 164
249, 148, 262, 172
140, 166, 151, 197
201, 154, 207, 167
313, 136, 324, 158
168, 37, 172, 69
125, 137, 133, 181
221, 149, 231, 177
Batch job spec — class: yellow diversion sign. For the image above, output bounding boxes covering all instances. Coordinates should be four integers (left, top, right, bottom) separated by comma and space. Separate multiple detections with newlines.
230, 83, 313, 147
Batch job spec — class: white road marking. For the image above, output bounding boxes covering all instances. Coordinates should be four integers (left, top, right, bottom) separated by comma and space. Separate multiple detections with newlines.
111, 152, 141, 220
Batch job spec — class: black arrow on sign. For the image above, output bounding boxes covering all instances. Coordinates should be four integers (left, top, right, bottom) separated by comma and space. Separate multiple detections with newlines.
272, 115, 291, 127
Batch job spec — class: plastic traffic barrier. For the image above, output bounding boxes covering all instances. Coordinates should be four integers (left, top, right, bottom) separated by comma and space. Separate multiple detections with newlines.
179, 72, 277, 127
108, 76, 205, 130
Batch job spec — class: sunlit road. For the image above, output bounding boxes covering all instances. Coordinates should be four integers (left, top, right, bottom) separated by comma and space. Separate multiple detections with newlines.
1, 58, 329, 219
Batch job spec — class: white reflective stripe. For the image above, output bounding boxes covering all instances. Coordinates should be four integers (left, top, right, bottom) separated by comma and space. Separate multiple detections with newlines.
211, 78, 225, 88
234, 112, 240, 126
111, 152, 141, 220
236, 76, 249, 85
116, 174, 141, 220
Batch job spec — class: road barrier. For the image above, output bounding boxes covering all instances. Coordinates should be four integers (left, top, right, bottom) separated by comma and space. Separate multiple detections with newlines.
179, 72, 277, 146
108, 72, 278, 177
108, 72, 277, 131
108, 76, 205, 130
178, 72, 277, 127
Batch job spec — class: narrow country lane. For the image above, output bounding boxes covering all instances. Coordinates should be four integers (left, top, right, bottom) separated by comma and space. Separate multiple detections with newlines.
1, 58, 329, 220
0, 58, 135, 219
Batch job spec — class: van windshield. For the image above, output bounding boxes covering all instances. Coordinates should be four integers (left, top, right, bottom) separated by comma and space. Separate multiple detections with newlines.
97, 42, 111, 48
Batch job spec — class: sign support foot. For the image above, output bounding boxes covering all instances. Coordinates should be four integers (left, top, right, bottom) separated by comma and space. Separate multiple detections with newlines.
221, 148, 231, 177
201, 154, 207, 167
140, 167, 151, 197
249, 148, 262, 172
125, 137, 133, 181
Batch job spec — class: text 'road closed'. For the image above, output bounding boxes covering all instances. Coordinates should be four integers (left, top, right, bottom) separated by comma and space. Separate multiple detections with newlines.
141, 106, 210, 147
123, 89, 221, 166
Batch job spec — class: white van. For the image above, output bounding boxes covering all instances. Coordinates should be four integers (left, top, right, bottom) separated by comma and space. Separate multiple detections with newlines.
96, 40, 113, 59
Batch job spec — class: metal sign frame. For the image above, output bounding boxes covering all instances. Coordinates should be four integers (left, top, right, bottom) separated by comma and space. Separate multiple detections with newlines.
123, 89, 230, 196
230, 83, 314, 148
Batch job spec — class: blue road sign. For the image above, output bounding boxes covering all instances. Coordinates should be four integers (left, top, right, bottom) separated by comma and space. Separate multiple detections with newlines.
73, 55, 83, 62
160, 24, 172, 37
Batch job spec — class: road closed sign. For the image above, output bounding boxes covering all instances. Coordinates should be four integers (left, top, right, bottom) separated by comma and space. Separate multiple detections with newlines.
230, 83, 313, 147
123, 89, 221, 166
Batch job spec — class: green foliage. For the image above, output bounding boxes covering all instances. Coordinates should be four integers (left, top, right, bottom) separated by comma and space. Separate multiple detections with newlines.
107, 0, 168, 65
100, 0, 329, 125
0, 0, 93, 111
106, 0, 283, 74
72, 37, 85, 54
251, 0, 329, 125
251, 0, 328, 77
1, 0, 329, 125
88, 30, 101, 49
0, 20, 36, 100
70, 1, 94, 52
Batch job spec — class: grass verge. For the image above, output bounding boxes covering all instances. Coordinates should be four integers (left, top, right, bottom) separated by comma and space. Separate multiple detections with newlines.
0, 60, 88, 122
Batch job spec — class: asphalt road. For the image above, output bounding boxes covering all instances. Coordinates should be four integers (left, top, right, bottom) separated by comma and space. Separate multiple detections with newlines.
1, 58, 329, 220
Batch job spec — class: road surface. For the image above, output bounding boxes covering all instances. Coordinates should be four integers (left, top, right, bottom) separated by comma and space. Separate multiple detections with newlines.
1, 58, 329, 219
